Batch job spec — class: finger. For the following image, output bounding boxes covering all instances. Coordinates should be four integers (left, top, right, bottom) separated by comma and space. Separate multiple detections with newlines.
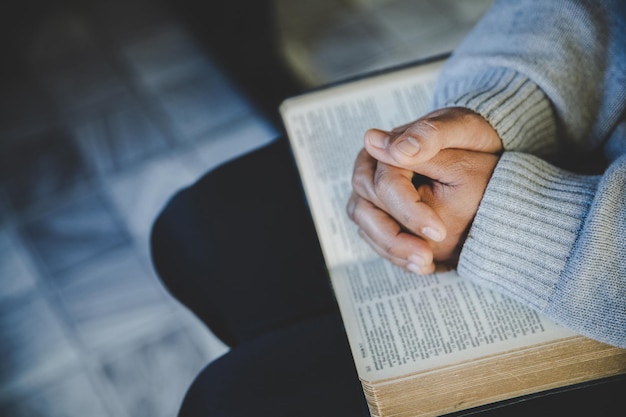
349, 149, 448, 241
351, 148, 389, 212
364, 119, 447, 169
410, 149, 500, 188
349, 193, 435, 272
358, 228, 436, 275
346, 191, 361, 222
364, 108, 502, 170
372, 162, 447, 242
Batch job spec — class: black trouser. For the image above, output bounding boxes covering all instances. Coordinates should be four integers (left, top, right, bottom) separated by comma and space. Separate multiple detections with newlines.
150, 138, 371, 417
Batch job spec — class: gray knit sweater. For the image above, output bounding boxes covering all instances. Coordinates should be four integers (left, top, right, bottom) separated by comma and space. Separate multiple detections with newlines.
433, 0, 626, 348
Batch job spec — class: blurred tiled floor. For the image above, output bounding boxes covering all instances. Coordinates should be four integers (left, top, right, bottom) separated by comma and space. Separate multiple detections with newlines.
0, 0, 490, 415
0, 1, 269, 416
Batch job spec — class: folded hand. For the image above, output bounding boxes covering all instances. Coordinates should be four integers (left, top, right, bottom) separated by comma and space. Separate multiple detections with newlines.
347, 107, 502, 274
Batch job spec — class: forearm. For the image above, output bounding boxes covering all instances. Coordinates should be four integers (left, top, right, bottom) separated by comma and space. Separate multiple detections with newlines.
459, 153, 626, 348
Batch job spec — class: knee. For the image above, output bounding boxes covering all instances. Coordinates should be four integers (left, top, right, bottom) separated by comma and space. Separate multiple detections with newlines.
149, 185, 198, 294
150, 190, 180, 282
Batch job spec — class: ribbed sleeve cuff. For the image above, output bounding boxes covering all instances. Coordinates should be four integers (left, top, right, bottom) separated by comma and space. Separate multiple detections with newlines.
433, 67, 557, 155
457, 152, 600, 312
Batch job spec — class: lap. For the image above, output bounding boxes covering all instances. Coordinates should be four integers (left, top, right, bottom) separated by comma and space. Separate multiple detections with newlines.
150, 138, 337, 346
179, 313, 370, 417
151, 139, 369, 416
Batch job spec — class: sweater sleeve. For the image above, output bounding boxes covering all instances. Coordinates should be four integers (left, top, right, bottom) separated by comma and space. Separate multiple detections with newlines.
458, 153, 626, 348
433, 0, 626, 155
432, 0, 626, 347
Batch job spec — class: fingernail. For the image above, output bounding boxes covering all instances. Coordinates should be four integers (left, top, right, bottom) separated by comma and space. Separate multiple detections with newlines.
396, 136, 420, 156
422, 226, 444, 242
408, 254, 427, 267
368, 131, 389, 149
407, 263, 423, 274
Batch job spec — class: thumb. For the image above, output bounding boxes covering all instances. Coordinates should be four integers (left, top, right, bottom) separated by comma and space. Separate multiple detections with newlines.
364, 107, 501, 171
409, 149, 465, 184
412, 149, 500, 189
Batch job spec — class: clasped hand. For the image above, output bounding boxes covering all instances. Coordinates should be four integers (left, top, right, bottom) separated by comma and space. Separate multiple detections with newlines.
347, 107, 502, 274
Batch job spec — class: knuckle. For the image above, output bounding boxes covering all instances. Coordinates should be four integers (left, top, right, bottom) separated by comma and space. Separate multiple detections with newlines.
411, 118, 440, 136
379, 230, 402, 258
373, 166, 393, 193
398, 210, 419, 231
399, 210, 414, 225
346, 196, 357, 221
351, 171, 369, 195
350, 197, 377, 228
390, 148, 417, 166
349, 197, 365, 224
382, 240, 396, 257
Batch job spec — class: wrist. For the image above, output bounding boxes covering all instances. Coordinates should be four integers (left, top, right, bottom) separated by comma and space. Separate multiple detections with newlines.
434, 67, 557, 156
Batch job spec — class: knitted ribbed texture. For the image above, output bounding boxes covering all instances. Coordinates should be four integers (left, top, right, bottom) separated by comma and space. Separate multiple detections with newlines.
545, 155, 626, 347
458, 152, 598, 308
434, 68, 557, 156
458, 153, 626, 347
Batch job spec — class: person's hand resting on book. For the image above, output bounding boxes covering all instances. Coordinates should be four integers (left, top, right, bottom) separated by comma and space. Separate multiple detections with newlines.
364, 107, 502, 167
347, 107, 502, 274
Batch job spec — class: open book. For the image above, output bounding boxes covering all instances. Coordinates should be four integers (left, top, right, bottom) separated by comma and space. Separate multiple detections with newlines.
279, 57, 626, 416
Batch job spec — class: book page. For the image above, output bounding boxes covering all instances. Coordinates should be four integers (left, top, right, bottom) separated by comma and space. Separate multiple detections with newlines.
281, 59, 576, 383
332, 262, 574, 382
281, 61, 442, 267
